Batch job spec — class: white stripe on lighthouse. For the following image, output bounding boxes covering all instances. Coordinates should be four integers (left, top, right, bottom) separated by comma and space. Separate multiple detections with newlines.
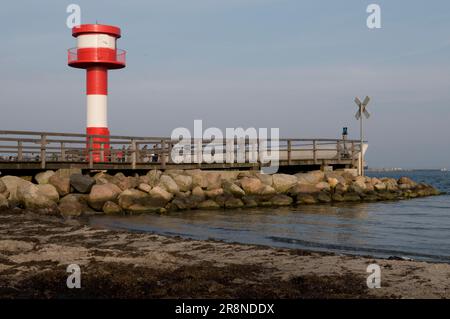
87, 95, 108, 127
77, 34, 116, 49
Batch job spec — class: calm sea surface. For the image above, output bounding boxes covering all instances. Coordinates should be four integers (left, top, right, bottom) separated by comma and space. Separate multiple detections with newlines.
90, 170, 450, 263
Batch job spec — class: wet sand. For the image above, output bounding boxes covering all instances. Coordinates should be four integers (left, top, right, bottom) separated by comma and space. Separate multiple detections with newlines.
0, 208, 449, 299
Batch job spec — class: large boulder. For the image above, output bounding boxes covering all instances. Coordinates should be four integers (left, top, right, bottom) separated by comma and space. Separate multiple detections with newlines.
119, 189, 167, 212
270, 194, 293, 206
0, 194, 9, 210
149, 186, 173, 202
173, 195, 201, 210
371, 177, 382, 186
332, 193, 345, 202
222, 181, 245, 197
354, 176, 366, 185
205, 172, 222, 190
88, 183, 122, 211
374, 183, 387, 191
335, 183, 348, 194
219, 171, 240, 182
70, 174, 95, 194
0, 176, 33, 203
295, 171, 324, 185
165, 169, 185, 179
204, 188, 224, 198
93, 172, 114, 185
35, 171, 55, 185
186, 170, 208, 189
118, 189, 148, 210
48, 174, 71, 196
173, 174, 193, 192
58, 200, 84, 217
0, 180, 6, 194
289, 183, 320, 195
324, 172, 346, 185
349, 181, 366, 193
58, 194, 93, 217
191, 186, 206, 201
259, 185, 277, 196
317, 192, 332, 203
0, 179, 6, 194
385, 180, 399, 192
138, 183, 152, 193
159, 175, 179, 193
55, 168, 82, 179
340, 172, 356, 183
242, 196, 258, 208
17, 183, 58, 212
343, 193, 361, 202
398, 177, 416, 186
272, 174, 298, 193
198, 199, 221, 210
365, 182, 375, 192
327, 177, 339, 188
240, 177, 264, 195
224, 198, 244, 209
36, 184, 59, 202
256, 173, 273, 186
112, 173, 139, 191
315, 182, 331, 192
102, 201, 123, 214
296, 194, 317, 205
146, 170, 162, 187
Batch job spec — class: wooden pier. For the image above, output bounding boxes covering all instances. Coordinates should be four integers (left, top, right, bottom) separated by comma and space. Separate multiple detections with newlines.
0, 130, 364, 174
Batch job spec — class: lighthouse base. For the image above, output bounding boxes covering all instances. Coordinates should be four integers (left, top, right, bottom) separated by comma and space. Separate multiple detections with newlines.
86, 127, 110, 162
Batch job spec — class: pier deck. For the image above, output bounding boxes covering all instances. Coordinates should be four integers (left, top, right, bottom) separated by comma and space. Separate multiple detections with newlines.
0, 131, 363, 173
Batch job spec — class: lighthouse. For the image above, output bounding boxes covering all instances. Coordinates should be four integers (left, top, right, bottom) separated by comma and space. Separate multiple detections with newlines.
68, 24, 126, 161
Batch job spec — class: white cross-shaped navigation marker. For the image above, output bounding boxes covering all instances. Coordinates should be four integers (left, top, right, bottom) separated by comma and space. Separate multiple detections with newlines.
355, 96, 371, 120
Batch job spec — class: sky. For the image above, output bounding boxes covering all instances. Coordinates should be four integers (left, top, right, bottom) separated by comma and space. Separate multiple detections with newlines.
0, 0, 450, 169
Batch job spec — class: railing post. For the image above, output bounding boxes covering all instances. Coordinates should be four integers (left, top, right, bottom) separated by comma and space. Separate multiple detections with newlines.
167, 142, 173, 163
287, 140, 292, 165
257, 138, 260, 169
160, 139, 166, 169
336, 140, 341, 163
17, 141, 23, 161
131, 139, 136, 169
313, 140, 317, 164
60, 142, 66, 161
100, 143, 105, 163
111, 148, 117, 163
40, 134, 46, 169
197, 138, 202, 168
351, 141, 355, 168
88, 136, 94, 169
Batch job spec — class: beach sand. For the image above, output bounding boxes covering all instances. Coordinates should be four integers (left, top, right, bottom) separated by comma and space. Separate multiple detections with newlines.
0, 208, 449, 299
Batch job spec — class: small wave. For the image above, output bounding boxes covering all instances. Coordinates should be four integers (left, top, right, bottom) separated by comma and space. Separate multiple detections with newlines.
267, 236, 450, 262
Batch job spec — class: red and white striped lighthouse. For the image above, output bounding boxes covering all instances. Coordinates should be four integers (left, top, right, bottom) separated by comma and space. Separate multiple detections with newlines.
68, 24, 126, 161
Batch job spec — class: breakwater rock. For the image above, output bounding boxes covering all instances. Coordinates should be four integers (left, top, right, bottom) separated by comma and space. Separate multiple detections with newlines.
0, 169, 441, 217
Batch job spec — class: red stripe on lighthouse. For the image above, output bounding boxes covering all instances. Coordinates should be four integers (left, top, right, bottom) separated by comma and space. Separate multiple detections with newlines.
87, 67, 108, 95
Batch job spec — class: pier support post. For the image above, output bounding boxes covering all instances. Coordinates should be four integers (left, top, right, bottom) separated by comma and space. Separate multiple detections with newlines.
313, 140, 317, 164
161, 140, 166, 169
60, 142, 66, 161
17, 141, 23, 161
287, 140, 292, 166
131, 139, 136, 169
88, 136, 94, 169
40, 134, 46, 169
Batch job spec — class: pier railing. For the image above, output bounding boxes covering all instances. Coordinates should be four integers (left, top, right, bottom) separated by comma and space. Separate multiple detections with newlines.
0, 130, 363, 171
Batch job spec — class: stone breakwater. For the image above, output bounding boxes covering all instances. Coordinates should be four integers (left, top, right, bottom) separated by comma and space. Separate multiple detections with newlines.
0, 168, 441, 217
